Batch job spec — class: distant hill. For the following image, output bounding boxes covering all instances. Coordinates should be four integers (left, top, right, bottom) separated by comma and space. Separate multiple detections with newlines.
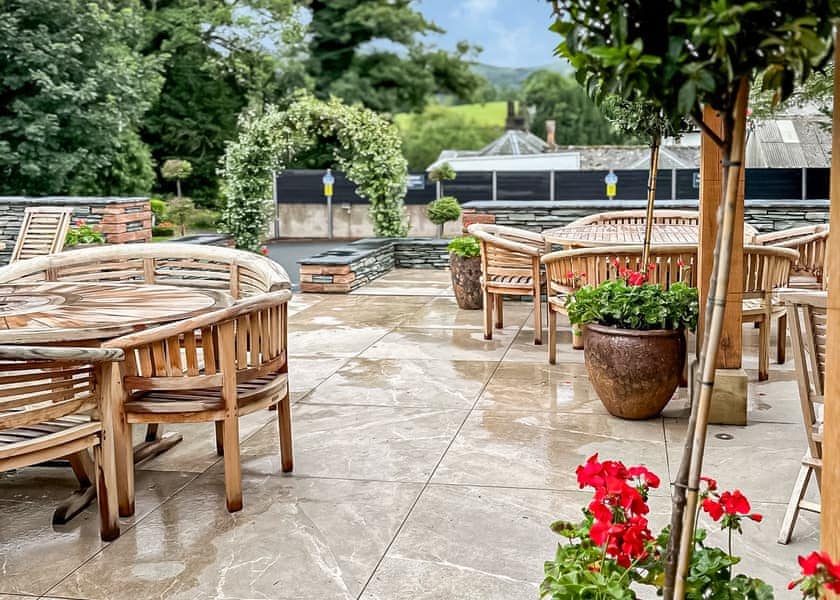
470, 61, 573, 89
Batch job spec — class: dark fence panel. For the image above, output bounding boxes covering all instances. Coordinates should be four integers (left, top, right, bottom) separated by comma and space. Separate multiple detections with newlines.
807, 168, 830, 200
441, 172, 493, 202
675, 170, 700, 200
276, 170, 436, 205
496, 171, 550, 200
745, 168, 802, 200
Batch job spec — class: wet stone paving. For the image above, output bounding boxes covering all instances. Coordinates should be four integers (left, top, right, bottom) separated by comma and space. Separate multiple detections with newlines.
0, 269, 819, 599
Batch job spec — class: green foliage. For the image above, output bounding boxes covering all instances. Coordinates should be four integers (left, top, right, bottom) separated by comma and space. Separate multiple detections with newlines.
446, 236, 480, 259
161, 159, 193, 182
65, 220, 106, 247
400, 108, 502, 171
167, 197, 196, 236
549, 1, 836, 126
427, 196, 461, 226
188, 209, 220, 231
0, 0, 162, 196
306, 0, 485, 114
427, 162, 458, 183
151, 224, 176, 237
222, 93, 408, 251
150, 199, 168, 222
522, 71, 632, 144
395, 102, 508, 130
567, 280, 699, 332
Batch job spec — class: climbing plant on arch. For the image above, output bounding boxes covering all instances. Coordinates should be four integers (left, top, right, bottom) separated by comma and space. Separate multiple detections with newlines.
220, 94, 408, 251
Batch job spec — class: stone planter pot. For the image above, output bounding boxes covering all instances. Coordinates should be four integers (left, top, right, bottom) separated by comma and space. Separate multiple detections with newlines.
582, 323, 686, 420
449, 253, 482, 310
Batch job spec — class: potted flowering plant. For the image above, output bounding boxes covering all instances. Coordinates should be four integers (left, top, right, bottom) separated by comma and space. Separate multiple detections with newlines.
64, 218, 105, 249
544, 454, 840, 599
566, 262, 698, 419
447, 235, 482, 310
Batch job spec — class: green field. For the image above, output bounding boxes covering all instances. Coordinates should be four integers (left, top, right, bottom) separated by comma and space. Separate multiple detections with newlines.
394, 101, 507, 131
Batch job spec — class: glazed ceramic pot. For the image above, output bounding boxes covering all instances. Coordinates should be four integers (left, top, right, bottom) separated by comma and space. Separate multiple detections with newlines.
582, 323, 686, 419
449, 253, 482, 310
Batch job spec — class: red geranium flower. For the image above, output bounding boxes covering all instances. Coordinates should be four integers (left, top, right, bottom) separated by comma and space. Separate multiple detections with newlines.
627, 271, 646, 286
702, 497, 724, 521
790, 551, 840, 594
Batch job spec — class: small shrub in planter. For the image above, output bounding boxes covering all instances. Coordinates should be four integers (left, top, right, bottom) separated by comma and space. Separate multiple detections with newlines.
427, 196, 461, 237
65, 219, 105, 248
447, 235, 482, 310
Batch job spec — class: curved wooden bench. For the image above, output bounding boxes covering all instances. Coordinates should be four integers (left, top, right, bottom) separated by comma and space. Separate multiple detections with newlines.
0, 243, 290, 298
566, 210, 759, 239
756, 225, 829, 285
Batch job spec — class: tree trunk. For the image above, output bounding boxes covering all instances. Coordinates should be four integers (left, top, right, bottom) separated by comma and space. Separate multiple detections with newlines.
665, 77, 751, 599
642, 135, 661, 268
176, 179, 182, 199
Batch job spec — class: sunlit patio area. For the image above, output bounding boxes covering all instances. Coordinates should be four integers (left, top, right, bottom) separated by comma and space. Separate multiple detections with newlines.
0, 269, 819, 599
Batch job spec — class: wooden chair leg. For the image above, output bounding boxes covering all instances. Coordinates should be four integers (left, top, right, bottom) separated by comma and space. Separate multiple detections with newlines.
777, 312, 787, 364
778, 464, 812, 544
483, 289, 493, 340
548, 308, 557, 364
277, 394, 294, 473
222, 418, 243, 512
54, 451, 97, 525
93, 442, 120, 541
215, 421, 225, 456
494, 294, 504, 329
533, 294, 543, 345
115, 418, 135, 517
758, 318, 769, 381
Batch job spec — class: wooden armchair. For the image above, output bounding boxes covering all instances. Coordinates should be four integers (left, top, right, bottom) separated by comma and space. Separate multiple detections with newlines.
756, 225, 829, 288
541, 245, 697, 363
10, 206, 74, 262
778, 292, 826, 544
468, 224, 549, 345
742, 245, 799, 381
104, 290, 292, 515
0, 345, 123, 540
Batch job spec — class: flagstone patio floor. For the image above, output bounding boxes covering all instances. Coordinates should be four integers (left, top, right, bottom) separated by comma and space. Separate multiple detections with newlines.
0, 269, 818, 599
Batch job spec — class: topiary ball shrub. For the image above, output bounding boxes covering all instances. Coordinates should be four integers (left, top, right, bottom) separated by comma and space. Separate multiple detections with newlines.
427, 196, 461, 226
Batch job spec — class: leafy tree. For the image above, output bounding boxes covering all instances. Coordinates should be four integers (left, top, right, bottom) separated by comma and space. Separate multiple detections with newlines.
161, 159, 193, 198
0, 0, 162, 196
304, 0, 485, 114
399, 108, 503, 171
138, 0, 303, 205
549, 1, 836, 596
522, 71, 631, 144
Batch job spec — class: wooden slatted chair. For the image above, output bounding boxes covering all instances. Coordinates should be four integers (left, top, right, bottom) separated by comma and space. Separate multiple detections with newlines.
10, 206, 75, 263
567, 209, 700, 227
468, 224, 549, 345
104, 290, 292, 515
778, 292, 827, 544
0, 345, 122, 540
756, 225, 829, 288
541, 245, 698, 363
0, 242, 290, 296
742, 245, 799, 381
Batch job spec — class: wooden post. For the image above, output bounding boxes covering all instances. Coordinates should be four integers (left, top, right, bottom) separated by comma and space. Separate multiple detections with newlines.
820, 31, 840, 568
697, 106, 747, 424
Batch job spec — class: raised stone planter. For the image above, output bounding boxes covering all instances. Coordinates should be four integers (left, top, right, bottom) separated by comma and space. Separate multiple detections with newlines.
299, 238, 449, 293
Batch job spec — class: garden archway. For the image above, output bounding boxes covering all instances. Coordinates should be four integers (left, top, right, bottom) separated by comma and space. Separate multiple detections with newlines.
221, 93, 408, 251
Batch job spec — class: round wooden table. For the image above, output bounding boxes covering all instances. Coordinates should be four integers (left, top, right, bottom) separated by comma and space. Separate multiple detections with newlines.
0, 282, 231, 343
543, 223, 757, 247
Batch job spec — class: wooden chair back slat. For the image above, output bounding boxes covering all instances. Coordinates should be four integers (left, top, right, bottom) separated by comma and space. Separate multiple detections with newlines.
742, 245, 798, 299
10, 207, 75, 263
757, 225, 829, 282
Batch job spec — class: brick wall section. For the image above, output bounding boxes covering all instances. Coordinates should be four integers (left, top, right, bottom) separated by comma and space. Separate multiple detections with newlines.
461, 212, 495, 233
299, 238, 449, 293
0, 196, 151, 263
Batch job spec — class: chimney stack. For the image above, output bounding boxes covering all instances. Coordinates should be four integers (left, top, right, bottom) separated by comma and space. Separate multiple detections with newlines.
545, 120, 556, 148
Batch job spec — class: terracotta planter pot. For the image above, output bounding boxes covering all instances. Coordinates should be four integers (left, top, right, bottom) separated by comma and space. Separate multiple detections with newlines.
449, 253, 482, 310
582, 323, 686, 420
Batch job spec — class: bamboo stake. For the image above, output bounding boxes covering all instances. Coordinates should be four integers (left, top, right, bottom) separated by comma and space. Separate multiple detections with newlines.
642, 134, 661, 268
673, 77, 750, 598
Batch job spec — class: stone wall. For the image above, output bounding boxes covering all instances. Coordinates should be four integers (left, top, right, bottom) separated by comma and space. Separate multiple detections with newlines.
0, 196, 151, 264
299, 238, 449, 293
461, 199, 831, 233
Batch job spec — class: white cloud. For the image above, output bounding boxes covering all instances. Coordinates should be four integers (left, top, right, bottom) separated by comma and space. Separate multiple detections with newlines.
464, 0, 499, 14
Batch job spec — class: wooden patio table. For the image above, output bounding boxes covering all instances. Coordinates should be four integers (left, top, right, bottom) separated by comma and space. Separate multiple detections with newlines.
0, 281, 231, 520
542, 222, 758, 248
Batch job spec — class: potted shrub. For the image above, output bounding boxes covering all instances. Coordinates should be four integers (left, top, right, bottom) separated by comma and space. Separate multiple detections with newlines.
64, 219, 106, 250
566, 267, 698, 419
427, 196, 461, 238
447, 235, 482, 310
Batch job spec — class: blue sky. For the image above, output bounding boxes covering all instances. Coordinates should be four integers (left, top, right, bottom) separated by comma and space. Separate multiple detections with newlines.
415, 0, 559, 68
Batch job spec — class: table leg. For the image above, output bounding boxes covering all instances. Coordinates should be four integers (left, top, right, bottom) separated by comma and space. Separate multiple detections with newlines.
52, 450, 97, 525
132, 424, 183, 464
